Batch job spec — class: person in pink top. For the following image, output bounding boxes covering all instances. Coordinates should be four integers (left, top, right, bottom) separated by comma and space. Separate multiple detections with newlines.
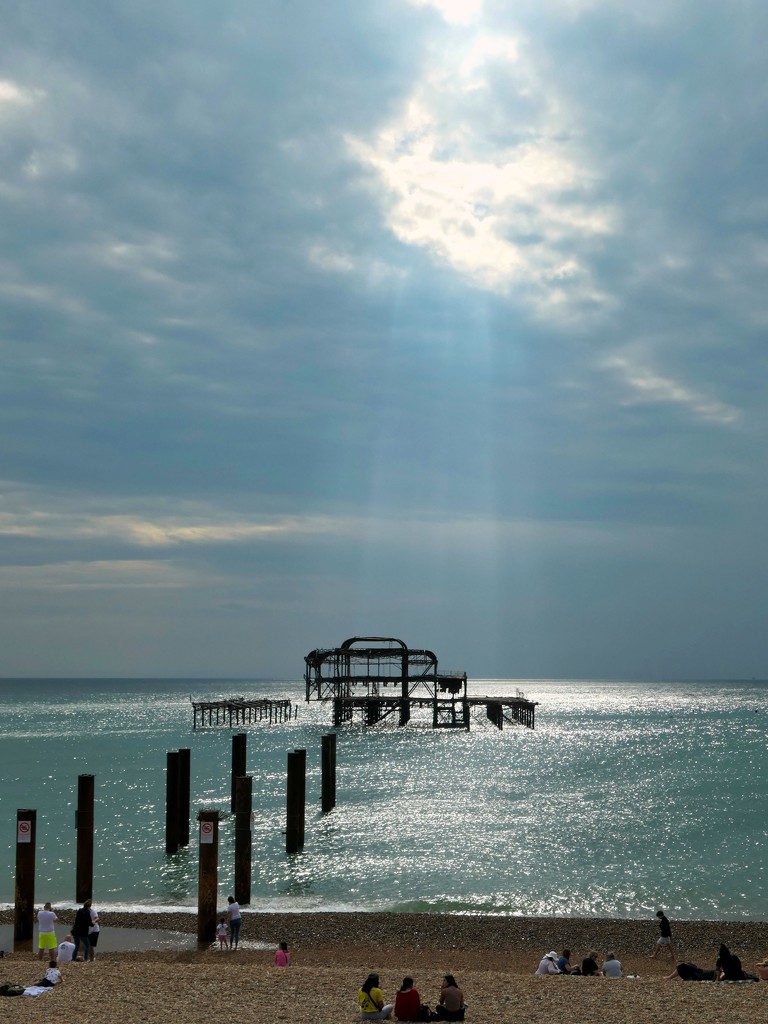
274, 940, 291, 967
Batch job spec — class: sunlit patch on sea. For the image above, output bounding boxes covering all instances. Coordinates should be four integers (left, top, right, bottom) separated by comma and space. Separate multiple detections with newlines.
0, 677, 765, 918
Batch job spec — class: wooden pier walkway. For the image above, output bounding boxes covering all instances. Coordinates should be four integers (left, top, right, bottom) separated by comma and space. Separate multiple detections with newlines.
191, 697, 295, 730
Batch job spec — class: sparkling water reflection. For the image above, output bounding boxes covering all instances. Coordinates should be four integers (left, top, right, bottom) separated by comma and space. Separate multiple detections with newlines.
0, 678, 766, 918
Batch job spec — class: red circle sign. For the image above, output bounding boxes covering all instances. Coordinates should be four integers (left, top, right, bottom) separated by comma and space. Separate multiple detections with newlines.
201, 822, 213, 834
18, 822, 30, 834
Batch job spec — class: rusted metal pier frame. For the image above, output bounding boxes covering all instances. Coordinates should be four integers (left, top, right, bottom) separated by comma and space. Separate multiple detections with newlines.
191, 697, 295, 730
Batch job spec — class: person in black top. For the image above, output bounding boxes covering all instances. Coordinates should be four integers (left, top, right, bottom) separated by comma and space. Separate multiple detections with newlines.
581, 952, 602, 976
715, 944, 744, 981
651, 910, 675, 961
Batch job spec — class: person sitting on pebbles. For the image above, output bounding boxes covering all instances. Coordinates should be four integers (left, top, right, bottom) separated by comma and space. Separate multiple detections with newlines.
535, 951, 561, 975
358, 972, 394, 1021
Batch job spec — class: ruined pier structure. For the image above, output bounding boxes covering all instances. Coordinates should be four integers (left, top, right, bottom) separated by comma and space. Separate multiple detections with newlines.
304, 636, 537, 731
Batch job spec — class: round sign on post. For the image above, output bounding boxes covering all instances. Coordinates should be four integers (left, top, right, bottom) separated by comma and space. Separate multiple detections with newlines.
200, 820, 214, 844
17, 820, 32, 844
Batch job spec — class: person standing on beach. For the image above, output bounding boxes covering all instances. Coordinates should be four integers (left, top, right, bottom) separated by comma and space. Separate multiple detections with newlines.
226, 895, 242, 950
36, 903, 58, 961
71, 901, 92, 962
87, 900, 100, 961
651, 910, 675, 961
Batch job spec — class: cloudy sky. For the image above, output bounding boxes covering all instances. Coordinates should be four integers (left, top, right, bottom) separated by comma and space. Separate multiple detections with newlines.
1, 0, 767, 679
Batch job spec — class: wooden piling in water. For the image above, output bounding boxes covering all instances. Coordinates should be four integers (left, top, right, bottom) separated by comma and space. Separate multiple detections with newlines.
321, 733, 337, 813
231, 733, 246, 813
75, 774, 95, 903
165, 751, 180, 854
197, 811, 219, 943
234, 775, 252, 906
177, 748, 191, 847
286, 749, 306, 854
14, 808, 36, 941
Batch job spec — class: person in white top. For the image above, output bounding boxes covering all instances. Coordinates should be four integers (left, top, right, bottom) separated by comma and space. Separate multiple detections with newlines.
87, 901, 100, 961
535, 951, 562, 975
602, 953, 623, 978
36, 903, 58, 961
226, 896, 242, 950
57, 934, 76, 963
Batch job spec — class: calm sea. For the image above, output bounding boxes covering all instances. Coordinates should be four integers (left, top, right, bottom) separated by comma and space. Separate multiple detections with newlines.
1, 678, 766, 920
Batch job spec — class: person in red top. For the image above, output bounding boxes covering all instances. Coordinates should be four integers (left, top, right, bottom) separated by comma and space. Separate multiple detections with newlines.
394, 977, 432, 1022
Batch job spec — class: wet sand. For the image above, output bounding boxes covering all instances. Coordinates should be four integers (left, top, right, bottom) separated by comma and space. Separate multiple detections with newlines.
0, 912, 765, 1024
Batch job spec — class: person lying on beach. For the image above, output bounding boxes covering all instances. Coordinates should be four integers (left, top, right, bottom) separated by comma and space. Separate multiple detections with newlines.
534, 951, 561, 975
394, 976, 432, 1022
358, 972, 394, 1021
433, 974, 465, 1021
274, 941, 291, 967
602, 953, 623, 978
556, 949, 581, 975
581, 952, 602, 976
665, 962, 717, 981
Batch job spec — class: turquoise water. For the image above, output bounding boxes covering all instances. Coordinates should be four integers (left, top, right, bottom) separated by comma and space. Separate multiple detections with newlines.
1, 678, 766, 919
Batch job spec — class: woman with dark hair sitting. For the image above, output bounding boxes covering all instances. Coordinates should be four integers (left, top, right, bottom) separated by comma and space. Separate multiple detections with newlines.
358, 973, 394, 1021
394, 977, 433, 1022
433, 975, 465, 1021
715, 944, 745, 981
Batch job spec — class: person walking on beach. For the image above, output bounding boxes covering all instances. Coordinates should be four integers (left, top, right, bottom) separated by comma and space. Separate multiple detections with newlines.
226, 896, 242, 950
651, 910, 675, 961
36, 903, 58, 961
358, 972, 394, 1020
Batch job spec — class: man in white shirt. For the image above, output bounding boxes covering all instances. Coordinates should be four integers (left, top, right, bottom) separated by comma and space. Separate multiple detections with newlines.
57, 934, 76, 963
36, 903, 58, 961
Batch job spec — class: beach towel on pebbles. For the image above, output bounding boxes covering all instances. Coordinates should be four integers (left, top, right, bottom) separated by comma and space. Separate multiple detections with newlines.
23, 986, 54, 996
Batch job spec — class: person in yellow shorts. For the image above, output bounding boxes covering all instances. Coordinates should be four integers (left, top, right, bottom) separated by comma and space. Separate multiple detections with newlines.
36, 903, 59, 960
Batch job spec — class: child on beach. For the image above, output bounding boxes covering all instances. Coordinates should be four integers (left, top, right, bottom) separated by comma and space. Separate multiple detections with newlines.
274, 941, 291, 967
216, 918, 228, 950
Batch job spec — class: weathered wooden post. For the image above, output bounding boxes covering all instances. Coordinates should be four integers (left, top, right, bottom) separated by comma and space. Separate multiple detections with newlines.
14, 809, 36, 941
234, 775, 253, 906
75, 774, 95, 902
165, 751, 180, 854
231, 733, 246, 813
286, 749, 306, 854
197, 810, 219, 943
177, 748, 191, 847
321, 733, 337, 813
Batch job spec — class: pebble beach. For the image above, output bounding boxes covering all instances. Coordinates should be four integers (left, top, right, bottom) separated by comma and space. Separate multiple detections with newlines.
1, 911, 766, 1024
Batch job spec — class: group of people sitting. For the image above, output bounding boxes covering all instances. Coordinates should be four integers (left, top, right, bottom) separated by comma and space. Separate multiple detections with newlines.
535, 949, 622, 977
358, 973, 466, 1021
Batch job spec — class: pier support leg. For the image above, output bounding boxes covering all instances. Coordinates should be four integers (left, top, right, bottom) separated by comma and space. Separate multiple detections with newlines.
197, 811, 219, 944
166, 751, 180, 855
321, 733, 337, 813
231, 733, 246, 813
178, 748, 191, 847
14, 809, 36, 941
75, 774, 95, 903
234, 775, 253, 905
286, 749, 306, 854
